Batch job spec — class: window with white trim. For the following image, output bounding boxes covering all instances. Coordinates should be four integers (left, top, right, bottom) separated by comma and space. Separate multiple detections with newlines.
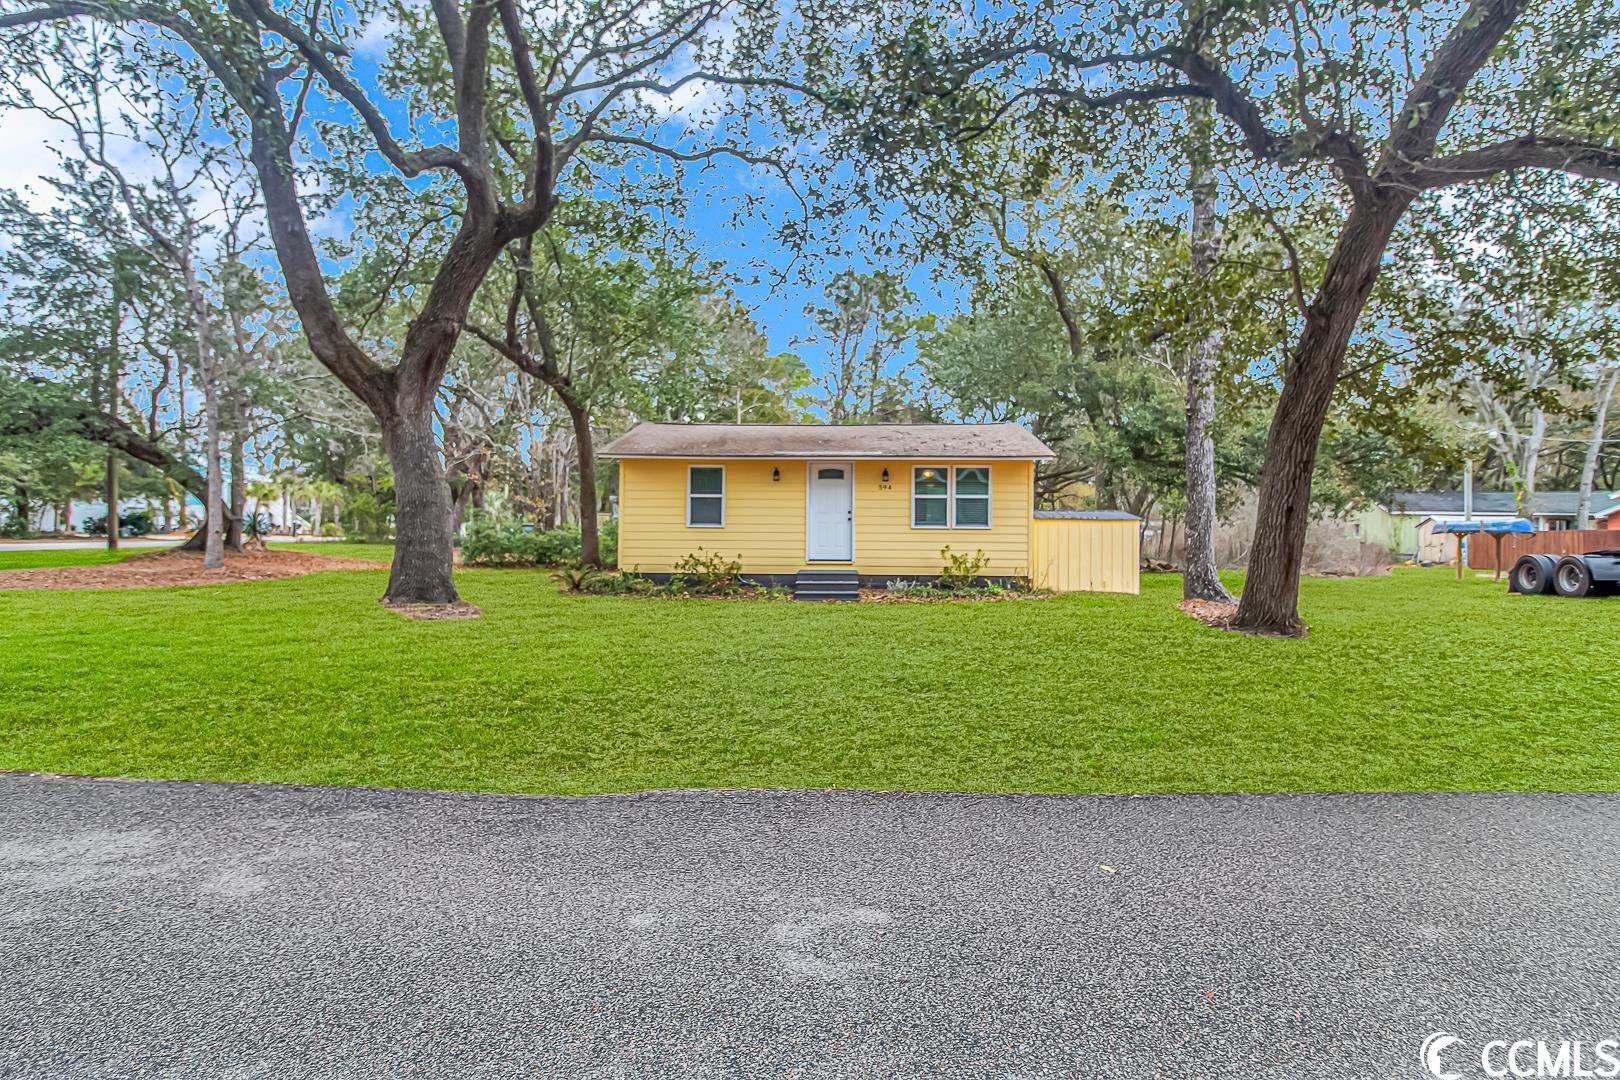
912, 466, 991, 528
954, 467, 990, 527
687, 465, 724, 527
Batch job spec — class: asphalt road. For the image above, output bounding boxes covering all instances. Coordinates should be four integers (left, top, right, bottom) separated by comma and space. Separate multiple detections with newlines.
2, 774, 1616, 1079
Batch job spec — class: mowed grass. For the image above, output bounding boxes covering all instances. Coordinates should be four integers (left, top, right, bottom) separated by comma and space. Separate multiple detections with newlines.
0, 546, 152, 570
0, 549, 1616, 795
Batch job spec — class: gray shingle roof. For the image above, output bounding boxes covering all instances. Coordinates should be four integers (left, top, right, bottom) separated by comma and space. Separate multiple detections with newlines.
1034, 510, 1140, 521
1386, 490, 1620, 518
600, 422, 1055, 460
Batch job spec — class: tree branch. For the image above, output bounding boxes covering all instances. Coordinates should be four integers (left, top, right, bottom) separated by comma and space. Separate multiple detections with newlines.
1410, 136, 1620, 190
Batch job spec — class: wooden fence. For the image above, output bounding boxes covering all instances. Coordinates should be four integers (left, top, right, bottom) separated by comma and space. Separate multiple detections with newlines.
1467, 529, 1620, 570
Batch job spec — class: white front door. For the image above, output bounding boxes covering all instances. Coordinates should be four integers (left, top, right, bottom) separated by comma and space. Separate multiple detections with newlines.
807, 462, 853, 561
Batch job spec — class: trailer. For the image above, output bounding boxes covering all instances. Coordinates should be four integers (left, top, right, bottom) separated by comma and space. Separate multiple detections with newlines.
1509, 550, 1620, 598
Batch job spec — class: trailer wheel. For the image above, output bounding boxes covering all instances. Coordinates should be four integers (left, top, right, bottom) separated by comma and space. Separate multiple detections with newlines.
1510, 554, 1557, 595
1554, 556, 1594, 598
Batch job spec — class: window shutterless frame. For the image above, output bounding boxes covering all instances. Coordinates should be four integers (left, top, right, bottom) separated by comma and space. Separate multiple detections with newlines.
687, 464, 725, 527
953, 466, 991, 528
912, 465, 949, 528
911, 465, 992, 529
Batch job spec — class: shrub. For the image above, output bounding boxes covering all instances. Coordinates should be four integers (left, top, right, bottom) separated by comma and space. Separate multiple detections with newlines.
83, 510, 154, 538
531, 525, 581, 565
550, 564, 601, 592
670, 548, 744, 593
461, 514, 538, 566
321, 522, 342, 537
243, 510, 272, 543
937, 545, 990, 590
579, 569, 656, 595
462, 512, 618, 568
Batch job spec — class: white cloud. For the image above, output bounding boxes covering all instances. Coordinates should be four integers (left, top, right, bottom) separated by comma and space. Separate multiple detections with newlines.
352, 13, 398, 58
0, 107, 77, 210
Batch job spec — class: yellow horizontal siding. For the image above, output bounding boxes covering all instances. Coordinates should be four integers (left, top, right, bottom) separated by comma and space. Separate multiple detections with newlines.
849, 460, 1032, 578
617, 458, 1034, 578
1031, 517, 1141, 594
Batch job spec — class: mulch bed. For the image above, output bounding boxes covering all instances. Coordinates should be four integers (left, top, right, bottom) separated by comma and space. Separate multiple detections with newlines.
0, 547, 388, 590
1177, 598, 1239, 628
379, 599, 484, 620
857, 588, 1050, 603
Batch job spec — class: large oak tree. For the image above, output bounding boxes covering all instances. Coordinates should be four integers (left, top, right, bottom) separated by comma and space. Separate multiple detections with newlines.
0, 0, 815, 605
824, 0, 1620, 633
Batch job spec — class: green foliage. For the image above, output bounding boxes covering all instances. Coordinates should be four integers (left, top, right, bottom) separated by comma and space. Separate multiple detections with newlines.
804, 270, 929, 423
937, 546, 990, 589
320, 522, 342, 538
462, 514, 544, 567
341, 491, 394, 544
577, 570, 658, 596
670, 548, 745, 594
83, 509, 153, 538
550, 565, 601, 593
462, 513, 617, 568
4, 567, 1618, 794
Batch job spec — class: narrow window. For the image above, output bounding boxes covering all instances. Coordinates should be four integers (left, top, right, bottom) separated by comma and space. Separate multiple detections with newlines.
954, 467, 991, 528
687, 465, 724, 527
913, 466, 948, 527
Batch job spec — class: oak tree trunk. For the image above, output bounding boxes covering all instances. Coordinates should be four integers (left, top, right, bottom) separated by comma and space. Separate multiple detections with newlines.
1232, 194, 1412, 635
1182, 120, 1233, 604
382, 405, 459, 605
228, 425, 246, 550
564, 396, 601, 569
105, 284, 120, 551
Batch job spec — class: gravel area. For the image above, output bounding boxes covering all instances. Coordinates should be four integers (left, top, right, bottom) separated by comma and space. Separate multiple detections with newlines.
2, 773, 1617, 1079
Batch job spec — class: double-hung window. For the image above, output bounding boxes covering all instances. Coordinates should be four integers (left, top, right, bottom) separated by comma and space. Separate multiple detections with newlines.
912, 466, 991, 528
687, 465, 724, 527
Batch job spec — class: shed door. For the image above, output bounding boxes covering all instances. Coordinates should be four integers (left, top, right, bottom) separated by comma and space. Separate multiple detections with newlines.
807, 463, 853, 561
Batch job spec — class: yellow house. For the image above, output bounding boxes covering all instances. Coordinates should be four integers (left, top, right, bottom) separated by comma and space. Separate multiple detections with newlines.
601, 422, 1140, 599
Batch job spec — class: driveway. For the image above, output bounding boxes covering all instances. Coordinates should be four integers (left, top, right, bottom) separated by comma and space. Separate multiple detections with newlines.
1, 774, 1616, 1079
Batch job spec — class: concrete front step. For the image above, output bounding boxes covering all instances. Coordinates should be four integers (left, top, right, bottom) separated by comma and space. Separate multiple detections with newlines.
792, 568, 862, 601
794, 589, 860, 602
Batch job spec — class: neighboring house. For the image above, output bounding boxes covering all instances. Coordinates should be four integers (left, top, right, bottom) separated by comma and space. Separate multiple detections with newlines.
35, 496, 205, 534
600, 422, 1140, 595
1354, 490, 1620, 563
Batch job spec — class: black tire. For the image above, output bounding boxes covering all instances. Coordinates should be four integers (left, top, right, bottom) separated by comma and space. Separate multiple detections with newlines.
1554, 556, 1594, 598
1510, 554, 1557, 595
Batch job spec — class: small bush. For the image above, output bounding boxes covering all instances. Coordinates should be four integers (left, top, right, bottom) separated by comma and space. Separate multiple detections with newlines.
462, 512, 618, 568
321, 522, 342, 537
243, 510, 272, 542
532, 525, 582, 565
579, 570, 656, 595
83, 510, 154, 538
670, 548, 744, 593
550, 564, 600, 592
937, 545, 990, 590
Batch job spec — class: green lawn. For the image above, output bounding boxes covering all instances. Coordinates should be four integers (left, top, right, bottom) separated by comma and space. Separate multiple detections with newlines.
0, 546, 150, 570
0, 553, 1616, 795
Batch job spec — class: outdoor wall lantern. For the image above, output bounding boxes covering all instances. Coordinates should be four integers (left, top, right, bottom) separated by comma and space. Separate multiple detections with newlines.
881, 467, 891, 483
772, 467, 781, 482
